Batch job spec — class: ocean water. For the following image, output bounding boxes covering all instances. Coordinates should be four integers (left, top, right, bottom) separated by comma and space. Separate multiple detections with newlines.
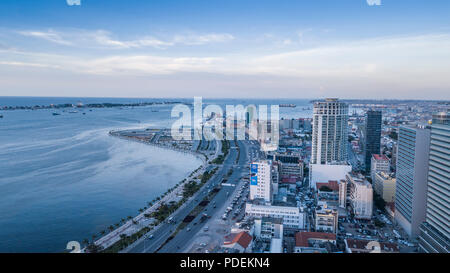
0, 97, 313, 253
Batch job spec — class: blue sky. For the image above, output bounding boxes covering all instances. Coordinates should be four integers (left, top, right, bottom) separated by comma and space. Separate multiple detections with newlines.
0, 0, 449, 99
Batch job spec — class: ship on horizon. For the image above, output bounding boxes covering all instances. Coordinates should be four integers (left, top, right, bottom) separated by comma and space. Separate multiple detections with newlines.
279, 104, 296, 108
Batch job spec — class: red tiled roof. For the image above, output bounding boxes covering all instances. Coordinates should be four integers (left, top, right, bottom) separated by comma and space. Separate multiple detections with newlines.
372, 154, 389, 161
224, 232, 252, 248
295, 232, 336, 247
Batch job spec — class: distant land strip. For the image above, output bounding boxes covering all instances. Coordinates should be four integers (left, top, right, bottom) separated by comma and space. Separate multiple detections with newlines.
0, 101, 189, 111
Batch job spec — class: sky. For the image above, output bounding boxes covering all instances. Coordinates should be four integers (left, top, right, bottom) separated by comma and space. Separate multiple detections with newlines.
0, 0, 449, 99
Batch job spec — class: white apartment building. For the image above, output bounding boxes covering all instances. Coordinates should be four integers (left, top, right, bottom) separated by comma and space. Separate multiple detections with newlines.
373, 172, 396, 203
250, 160, 273, 203
245, 203, 306, 229
346, 173, 373, 220
311, 98, 349, 165
370, 154, 390, 182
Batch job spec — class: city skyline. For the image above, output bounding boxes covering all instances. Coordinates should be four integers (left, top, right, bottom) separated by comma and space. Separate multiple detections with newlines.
1, 0, 450, 99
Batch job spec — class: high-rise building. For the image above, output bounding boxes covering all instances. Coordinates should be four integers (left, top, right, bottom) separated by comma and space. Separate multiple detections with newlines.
250, 160, 273, 203
364, 110, 382, 172
395, 124, 431, 238
419, 112, 450, 253
311, 98, 349, 164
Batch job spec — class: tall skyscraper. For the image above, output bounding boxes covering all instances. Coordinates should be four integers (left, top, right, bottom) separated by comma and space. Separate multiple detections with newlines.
395, 124, 431, 238
364, 110, 382, 172
419, 112, 450, 253
311, 98, 349, 164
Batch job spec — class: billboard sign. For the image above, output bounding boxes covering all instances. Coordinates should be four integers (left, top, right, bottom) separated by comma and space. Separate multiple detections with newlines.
251, 164, 258, 174
251, 176, 258, 186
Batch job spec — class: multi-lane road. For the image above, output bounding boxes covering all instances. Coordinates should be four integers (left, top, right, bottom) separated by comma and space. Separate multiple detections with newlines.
125, 139, 257, 253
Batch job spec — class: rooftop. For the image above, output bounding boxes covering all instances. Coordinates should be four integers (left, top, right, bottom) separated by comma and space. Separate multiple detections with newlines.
224, 231, 253, 249
372, 154, 389, 161
316, 180, 340, 192
295, 232, 336, 247
346, 239, 399, 253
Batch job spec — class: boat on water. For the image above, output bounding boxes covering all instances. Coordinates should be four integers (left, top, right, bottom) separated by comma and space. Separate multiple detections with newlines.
0, 114, 3, 118
68, 110, 78, 113
52, 112, 61, 116
279, 104, 296, 108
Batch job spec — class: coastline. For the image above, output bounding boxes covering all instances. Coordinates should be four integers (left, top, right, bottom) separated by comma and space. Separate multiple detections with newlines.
86, 129, 220, 252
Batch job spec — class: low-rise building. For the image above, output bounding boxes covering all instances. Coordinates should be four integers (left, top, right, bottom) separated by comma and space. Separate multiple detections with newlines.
373, 172, 396, 203
294, 232, 337, 253
254, 217, 284, 242
316, 180, 340, 208
370, 154, 390, 182
314, 202, 338, 234
279, 161, 304, 182
245, 202, 306, 230
344, 239, 399, 253
222, 231, 253, 253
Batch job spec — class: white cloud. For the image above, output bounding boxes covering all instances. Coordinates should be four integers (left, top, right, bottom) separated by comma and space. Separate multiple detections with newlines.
367, 0, 381, 6
1, 33, 450, 99
16, 29, 234, 49
172, 33, 234, 45
0, 61, 59, 68
18, 30, 73, 45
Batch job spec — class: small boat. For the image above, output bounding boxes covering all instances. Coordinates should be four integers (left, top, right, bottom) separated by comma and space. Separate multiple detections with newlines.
69, 110, 78, 114
279, 104, 296, 108
0, 114, 3, 118
52, 113, 61, 116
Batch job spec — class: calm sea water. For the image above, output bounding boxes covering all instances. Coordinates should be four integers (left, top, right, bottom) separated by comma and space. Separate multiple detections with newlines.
0, 97, 312, 253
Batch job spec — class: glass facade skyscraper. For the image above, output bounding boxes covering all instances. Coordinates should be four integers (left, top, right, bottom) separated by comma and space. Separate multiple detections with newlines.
395, 124, 430, 238
419, 112, 450, 253
364, 110, 382, 172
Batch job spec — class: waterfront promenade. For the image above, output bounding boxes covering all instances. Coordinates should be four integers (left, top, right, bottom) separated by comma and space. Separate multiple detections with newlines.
86, 130, 221, 252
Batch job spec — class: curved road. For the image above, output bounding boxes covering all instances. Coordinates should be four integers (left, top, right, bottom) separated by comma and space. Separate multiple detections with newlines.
125, 139, 253, 253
